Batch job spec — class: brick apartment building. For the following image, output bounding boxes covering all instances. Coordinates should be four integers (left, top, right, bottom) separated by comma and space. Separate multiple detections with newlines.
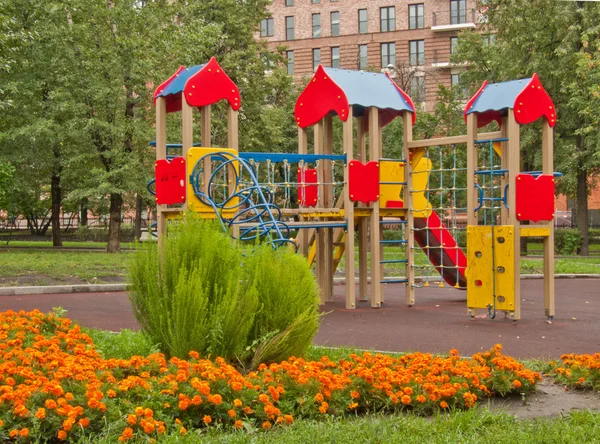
260, 0, 482, 111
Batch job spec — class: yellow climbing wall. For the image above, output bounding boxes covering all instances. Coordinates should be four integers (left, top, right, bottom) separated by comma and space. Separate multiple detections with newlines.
379, 156, 432, 218
466, 225, 516, 313
186, 147, 239, 216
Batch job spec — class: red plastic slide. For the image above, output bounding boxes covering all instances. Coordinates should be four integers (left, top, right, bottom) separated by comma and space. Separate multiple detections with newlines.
413, 211, 467, 288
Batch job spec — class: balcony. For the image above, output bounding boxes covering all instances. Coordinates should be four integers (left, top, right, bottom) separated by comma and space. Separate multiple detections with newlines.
431, 9, 478, 32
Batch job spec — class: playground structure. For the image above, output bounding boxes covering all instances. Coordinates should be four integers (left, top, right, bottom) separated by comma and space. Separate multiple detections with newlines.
151, 58, 557, 321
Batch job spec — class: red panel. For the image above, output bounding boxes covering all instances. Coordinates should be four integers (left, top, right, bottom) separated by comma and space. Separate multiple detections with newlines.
153, 66, 185, 114
516, 174, 555, 222
348, 161, 379, 204
294, 65, 349, 128
297, 168, 318, 207
514, 73, 556, 127
155, 157, 186, 205
184, 57, 241, 110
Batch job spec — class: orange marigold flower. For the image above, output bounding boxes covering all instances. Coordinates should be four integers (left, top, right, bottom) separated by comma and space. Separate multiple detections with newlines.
20, 429, 29, 438
78, 418, 90, 428
228, 409, 236, 418
127, 414, 137, 425
513, 379, 522, 389
107, 390, 117, 398
244, 406, 253, 414
203, 415, 212, 425
119, 427, 134, 442
319, 402, 329, 414
258, 394, 269, 403
35, 408, 46, 419
351, 391, 360, 399
9, 430, 18, 438
0, 420, 3, 427
284, 414, 294, 424
57, 430, 67, 440
135, 407, 144, 416
45, 399, 57, 410
440, 401, 449, 409
401, 395, 411, 405
234, 420, 243, 430
349, 402, 359, 410
144, 408, 153, 418
262, 421, 272, 430
211, 394, 222, 405
233, 399, 242, 407
65, 393, 74, 401
189, 351, 199, 360
314, 393, 324, 403
416, 395, 426, 403
180, 427, 187, 435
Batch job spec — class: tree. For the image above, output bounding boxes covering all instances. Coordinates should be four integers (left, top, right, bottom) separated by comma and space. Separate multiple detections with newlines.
452, 0, 600, 255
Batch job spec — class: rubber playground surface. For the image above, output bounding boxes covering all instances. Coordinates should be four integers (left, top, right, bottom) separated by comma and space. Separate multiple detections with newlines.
1, 278, 598, 360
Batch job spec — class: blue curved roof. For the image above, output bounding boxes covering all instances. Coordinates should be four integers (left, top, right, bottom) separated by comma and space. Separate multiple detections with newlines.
156, 64, 205, 98
324, 68, 414, 114
466, 78, 530, 115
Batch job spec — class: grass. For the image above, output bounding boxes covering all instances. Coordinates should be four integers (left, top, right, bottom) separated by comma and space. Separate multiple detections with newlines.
0, 240, 139, 249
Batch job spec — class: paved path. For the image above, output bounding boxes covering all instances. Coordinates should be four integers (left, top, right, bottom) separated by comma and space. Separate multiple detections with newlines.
1, 279, 598, 359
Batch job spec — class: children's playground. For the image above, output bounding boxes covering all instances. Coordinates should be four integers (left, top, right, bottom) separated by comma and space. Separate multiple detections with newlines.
150, 57, 559, 324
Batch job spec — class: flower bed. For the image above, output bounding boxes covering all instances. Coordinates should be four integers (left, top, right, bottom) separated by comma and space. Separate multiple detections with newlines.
550, 353, 600, 390
0, 310, 541, 441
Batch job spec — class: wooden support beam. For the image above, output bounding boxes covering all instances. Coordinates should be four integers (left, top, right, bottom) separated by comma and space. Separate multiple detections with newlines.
500, 117, 509, 225
227, 106, 239, 241
323, 116, 334, 301
402, 111, 415, 306
314, 120, 326, 304
506, 110, 521, 320
466, 114, 478, 227
181, 98, 193, 213
407, 131, 503, 149
368, 107, 381, 308
201, 105, 211, 194
296, 127, 309, 256
155, 97, 167, 247
344, 108, 356, 309
542, 119, 555, 319
357, 116, 369, 302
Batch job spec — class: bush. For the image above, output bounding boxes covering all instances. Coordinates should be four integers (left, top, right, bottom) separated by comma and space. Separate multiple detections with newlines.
554, 229, 583, 255
128, 216, 320, 367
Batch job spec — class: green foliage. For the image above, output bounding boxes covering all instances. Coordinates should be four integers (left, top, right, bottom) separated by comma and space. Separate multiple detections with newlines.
76, 225, 135, 243
83, 328, 159, 360
245, 245, 320, 366
555, 229, 584, 255
128, 217, 320, 366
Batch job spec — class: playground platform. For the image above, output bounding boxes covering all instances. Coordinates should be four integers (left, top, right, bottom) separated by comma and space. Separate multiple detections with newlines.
0, 278, 597, 359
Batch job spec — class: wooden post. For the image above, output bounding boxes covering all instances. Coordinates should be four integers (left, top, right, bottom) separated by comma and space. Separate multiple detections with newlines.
201, 105, 211, 194
314, 120, 325, 304
323, 115, 334, 301
466, 113, 478, 227
181, 98, 193, 213
542, 119, 555, 319
402, 111, 415, 306
506, 109, 521, 320
297, 127, 309, 256
227, 106, 239, 241
156, 97, 167, 246
500, 117, 509, 225
368, 107, 381, 308
344, 107, 356, 309
357, 116, 369, 302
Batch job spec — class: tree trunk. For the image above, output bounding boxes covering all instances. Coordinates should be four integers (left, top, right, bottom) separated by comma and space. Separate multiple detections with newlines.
80, 198, 88, 226
134, 193, 143, 241
576, 162, 589, 256
107, 193, 122, 253
51, 172, 62, 247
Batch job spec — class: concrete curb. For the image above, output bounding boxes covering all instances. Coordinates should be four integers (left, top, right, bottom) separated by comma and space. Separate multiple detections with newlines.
1, 274, 599, 296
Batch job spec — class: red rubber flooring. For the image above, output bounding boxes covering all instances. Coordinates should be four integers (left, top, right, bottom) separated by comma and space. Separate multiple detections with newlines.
1, 279, 598, 359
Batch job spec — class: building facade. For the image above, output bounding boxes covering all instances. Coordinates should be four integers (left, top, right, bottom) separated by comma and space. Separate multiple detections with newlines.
260, 0, 480, 111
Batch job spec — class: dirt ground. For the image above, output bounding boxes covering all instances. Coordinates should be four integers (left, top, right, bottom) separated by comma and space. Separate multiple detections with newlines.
1, 279, 599, 419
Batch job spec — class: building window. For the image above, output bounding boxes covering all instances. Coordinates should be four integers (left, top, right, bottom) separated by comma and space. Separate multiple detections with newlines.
312, 0, 320, 3
359, 44, 368, 70
260, 18, 274, 37
286, 0, 294, 6
287, 50, 294, 75
331, 47, 340, 68
312, 14, 321, 38
450, 37, 458, 54
483, 33, 496, 46
331, 11, 340, 36
380, 42, 395, 68
450, 0, 467, 25
451, 73, 467, 98
411, 76, 425, 103
409, 4, 424, 29
358, 9, 368, 34
380, 6, 395, 32
313, 48, 321, 71
409, 40, 424, 66
285, 16, 294, 40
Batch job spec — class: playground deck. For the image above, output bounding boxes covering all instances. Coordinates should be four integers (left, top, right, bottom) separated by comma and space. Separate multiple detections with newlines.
1, 278, 597, 359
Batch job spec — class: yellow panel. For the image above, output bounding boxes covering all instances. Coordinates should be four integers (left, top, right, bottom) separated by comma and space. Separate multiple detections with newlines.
187, 147, 239, 216
520, 227, 551, 237
466, 225, 516, 312
379, 157, 431, 218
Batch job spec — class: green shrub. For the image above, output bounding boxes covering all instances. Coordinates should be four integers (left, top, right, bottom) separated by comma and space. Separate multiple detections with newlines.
128, 217, 320, 368
83, 328, 159, 359
244, 244, 320, 367
555, 229, 583, 255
